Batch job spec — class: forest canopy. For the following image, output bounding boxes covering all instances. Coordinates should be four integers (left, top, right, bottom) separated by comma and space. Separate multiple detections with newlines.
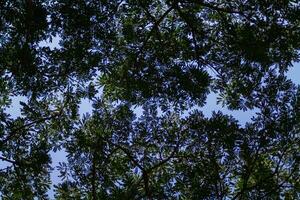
0, 0, 300, 199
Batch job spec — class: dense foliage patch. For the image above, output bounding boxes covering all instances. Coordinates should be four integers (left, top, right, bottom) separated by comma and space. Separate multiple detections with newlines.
0, 0, 299, 199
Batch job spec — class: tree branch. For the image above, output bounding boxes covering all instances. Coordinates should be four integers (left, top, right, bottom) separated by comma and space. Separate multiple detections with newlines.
134, 5, 174, 69
115, 144, 145, 172
0, 113, 60, 145
0, 156, 17, 164
148, 143, 180, 173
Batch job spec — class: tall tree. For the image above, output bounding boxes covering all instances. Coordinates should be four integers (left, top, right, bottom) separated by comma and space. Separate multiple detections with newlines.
0, 0, 299, 199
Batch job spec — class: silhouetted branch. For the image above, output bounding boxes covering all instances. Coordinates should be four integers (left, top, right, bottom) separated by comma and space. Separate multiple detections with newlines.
0, 156, 16, 164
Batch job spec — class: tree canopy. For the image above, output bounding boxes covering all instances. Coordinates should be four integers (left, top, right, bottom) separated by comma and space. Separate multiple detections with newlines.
0, 0, 300, 199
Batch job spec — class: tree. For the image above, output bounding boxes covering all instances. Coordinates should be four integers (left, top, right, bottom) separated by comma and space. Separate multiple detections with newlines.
0, 0, 299, 199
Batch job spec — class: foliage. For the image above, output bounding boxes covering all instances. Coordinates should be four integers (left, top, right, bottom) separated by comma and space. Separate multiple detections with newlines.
0, 0, 300, 199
